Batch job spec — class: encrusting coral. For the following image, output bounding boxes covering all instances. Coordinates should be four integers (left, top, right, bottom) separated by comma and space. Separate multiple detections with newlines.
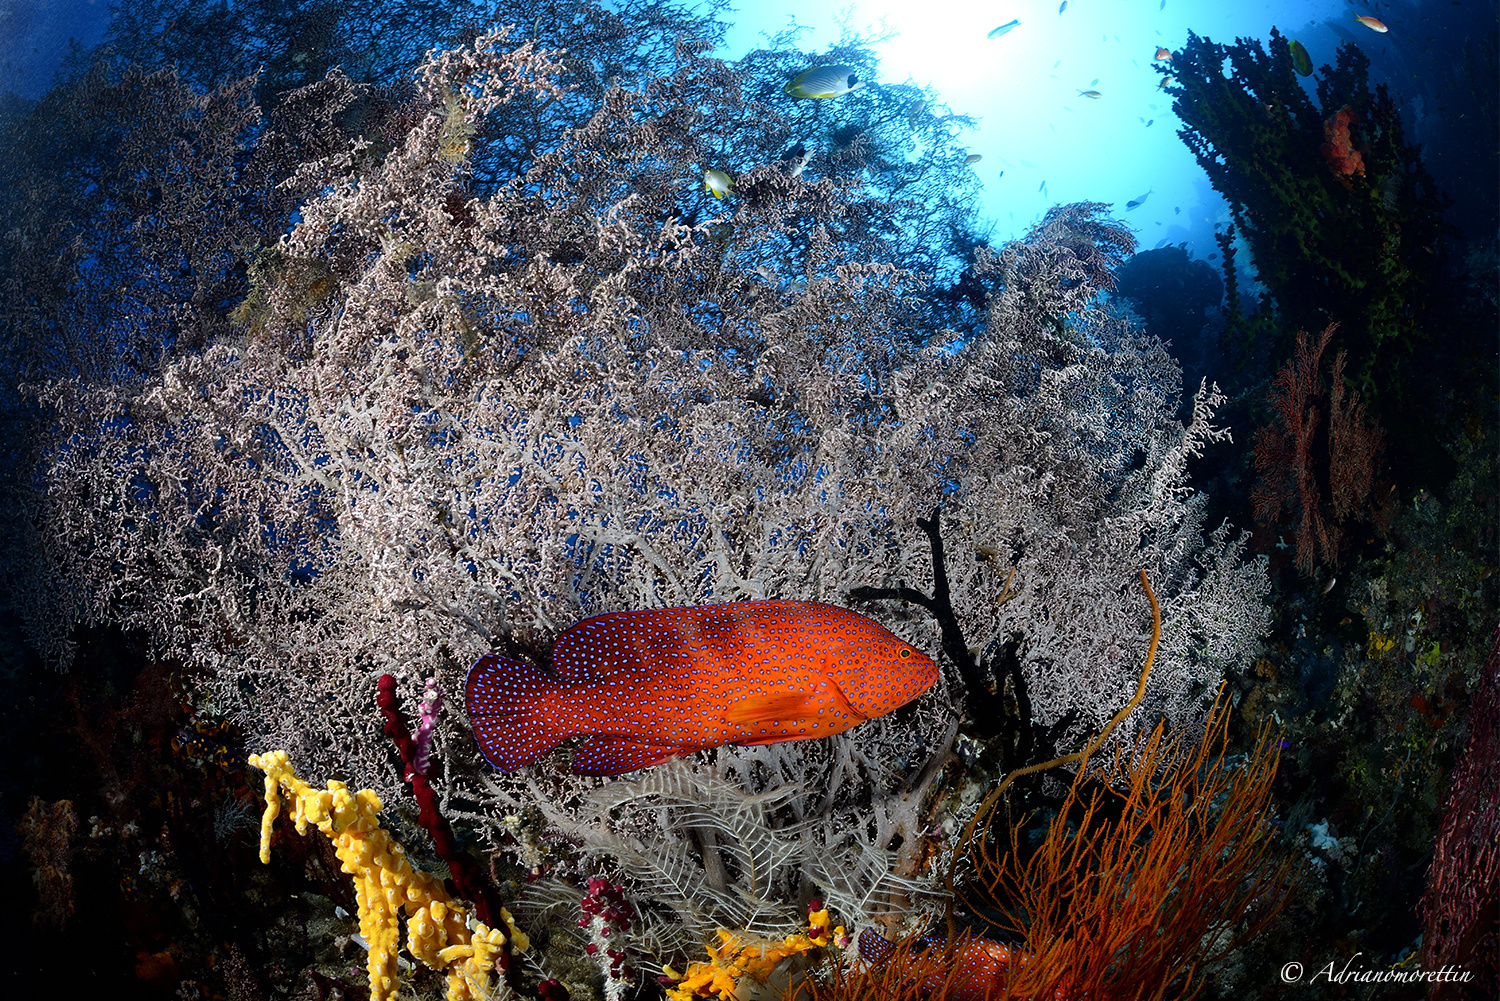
248, 749, 529, 1001
1320, 105, 1365, 181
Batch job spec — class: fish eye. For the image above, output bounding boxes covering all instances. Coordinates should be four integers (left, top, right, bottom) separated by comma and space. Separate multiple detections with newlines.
899, 648, 911, 658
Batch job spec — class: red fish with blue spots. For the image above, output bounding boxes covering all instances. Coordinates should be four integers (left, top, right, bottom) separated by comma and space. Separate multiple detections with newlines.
858, 927, 1027, 1001
465, 600, 938, 776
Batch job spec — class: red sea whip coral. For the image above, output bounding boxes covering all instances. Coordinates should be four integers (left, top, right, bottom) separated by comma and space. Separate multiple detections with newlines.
375, 674, 498, 927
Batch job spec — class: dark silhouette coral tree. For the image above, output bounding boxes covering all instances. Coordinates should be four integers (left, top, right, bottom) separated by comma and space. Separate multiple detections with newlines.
1167, 28, 1449, 401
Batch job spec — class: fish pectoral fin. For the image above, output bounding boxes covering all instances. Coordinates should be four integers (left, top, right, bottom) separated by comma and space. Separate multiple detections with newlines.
571, 737, 691, 776
723, 691, 820, 728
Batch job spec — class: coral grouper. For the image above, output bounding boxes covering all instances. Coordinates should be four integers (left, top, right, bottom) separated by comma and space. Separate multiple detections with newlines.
465, 600, 938, 775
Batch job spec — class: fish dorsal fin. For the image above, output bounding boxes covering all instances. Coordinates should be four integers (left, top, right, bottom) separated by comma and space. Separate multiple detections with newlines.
723, 691, 818, 727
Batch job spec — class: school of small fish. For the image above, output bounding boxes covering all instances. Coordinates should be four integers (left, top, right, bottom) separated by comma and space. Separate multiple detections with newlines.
700, 0, 1407, 224
466, 600, 939, 775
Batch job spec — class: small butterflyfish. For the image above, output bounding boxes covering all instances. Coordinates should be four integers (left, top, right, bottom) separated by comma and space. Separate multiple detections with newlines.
703, 169, 733, 199
784, 64, 865, 99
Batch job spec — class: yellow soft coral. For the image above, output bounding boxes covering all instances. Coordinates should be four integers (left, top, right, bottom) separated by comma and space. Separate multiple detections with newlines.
665, 909, 843, 1000
249, 750, 527, 1001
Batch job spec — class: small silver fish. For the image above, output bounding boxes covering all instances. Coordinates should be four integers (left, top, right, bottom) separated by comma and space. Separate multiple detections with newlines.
988, 19, 1021, 38
1058, 1, 1068, 13
1125, 188, 1152, 210
964, 154, 983, 164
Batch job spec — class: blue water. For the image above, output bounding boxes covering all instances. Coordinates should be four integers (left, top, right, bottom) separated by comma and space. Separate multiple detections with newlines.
702, 0, 1496, 260
0, 0, 110, 100
3, 0, 1494, 281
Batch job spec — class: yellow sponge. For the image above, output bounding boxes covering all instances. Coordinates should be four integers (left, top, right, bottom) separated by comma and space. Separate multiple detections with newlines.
249, 750, 528, 1001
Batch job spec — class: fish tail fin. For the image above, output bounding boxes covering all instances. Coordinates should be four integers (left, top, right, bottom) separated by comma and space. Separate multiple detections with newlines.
464, 654, 578, 771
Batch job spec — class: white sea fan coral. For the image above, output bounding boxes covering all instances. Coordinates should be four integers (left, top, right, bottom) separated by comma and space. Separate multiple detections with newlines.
12, 23, 1269, 982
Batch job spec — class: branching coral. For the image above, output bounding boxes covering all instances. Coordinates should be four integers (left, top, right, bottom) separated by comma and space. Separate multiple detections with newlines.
15, 16, 1270, 989
1420, 622, 1500, 996
578, 876, 636, 999
17, 797, 78, 931
248, 749, 529, 1001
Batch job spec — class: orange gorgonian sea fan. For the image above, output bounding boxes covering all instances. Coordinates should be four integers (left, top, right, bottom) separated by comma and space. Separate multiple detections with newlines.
956, 686, 1300, 1001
